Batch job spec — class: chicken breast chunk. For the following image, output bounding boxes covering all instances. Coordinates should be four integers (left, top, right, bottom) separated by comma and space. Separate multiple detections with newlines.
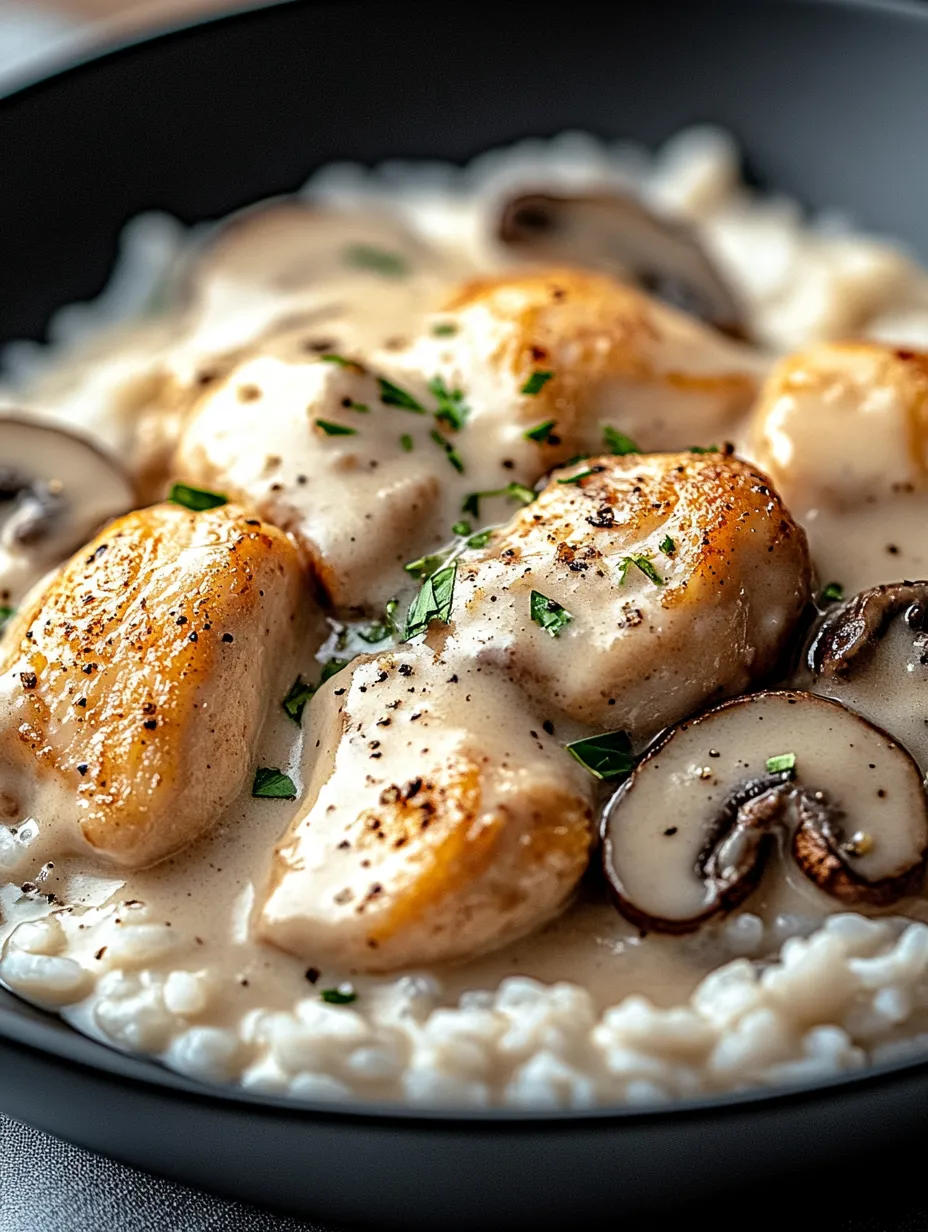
258, 646, 595, 971
448, 452, 812, 738
176, 268, 763, 612
0, 504, 309, 867
747, 340, 928, 510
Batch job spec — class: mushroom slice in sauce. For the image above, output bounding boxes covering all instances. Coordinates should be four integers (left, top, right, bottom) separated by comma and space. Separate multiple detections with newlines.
602, 691, 928, 933
0, 412, 135, 608
497, 190, 748, 339
807, 582, 928, 770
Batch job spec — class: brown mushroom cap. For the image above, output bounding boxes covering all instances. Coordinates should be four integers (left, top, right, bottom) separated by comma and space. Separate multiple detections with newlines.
807, 582, 928, 772
0, 412, 135, 605
497, 189, 748, 339
602, 690, 928, 933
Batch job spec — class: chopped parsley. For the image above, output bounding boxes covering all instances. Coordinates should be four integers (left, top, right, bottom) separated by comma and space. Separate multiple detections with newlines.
168, 482, 228, 512
320, 353, 364, 371
618, 555, 663, 586
400, 433, 414, 452
320, 987, 358, 1005
452, 520, 472, 537
404, 551, 451, 580
566, 730, 635, 781
524, 419, 557, 444
530, 591, 572, 637
603, 426, 639, 456
766, 752, 797, 775
404, 561, 457, 640
659, 535, 676, 557
462, 482, 535, 518
378, 377, 426, 413
343, 243, 409, 278
521, 370, 554, 396
315, 419, 357, 436
430, 428, 465, 473
358, 599, 399, 644
252, 767, 298, 799
282, 677, 314, 725
320, 658, 351, 683
432, 322, 458, 337
429, 376, 470, 431
689, 444, 719, 454
346, 400, 369, 414
0, 606, 14, 631
466, 528, 494, 550
820, 582, 844, 604
556, 468, 597, 486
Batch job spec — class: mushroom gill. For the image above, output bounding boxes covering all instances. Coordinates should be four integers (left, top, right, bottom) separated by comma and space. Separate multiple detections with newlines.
602, 690, 928, 933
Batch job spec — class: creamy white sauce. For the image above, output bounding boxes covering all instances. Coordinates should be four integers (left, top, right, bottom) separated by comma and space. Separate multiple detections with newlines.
3, 131, 928, 1103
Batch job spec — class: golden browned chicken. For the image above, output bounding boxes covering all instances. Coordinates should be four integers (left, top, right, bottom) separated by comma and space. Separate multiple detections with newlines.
747, 340, 928, 510
448, 451, 812, 738
258, 646, 595, 971
175, 268, 764, 611
0, 503, 309, 867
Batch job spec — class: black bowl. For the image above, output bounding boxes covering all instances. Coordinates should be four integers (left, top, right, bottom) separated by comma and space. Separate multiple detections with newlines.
3, 1, 928, 1227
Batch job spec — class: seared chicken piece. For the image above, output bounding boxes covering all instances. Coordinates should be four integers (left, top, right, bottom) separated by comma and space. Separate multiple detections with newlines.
176, 268, 763, 611
747, 341, 928, 509
0, 504, 309, 867
449, 452, 812, 738
258, 647, 595, 971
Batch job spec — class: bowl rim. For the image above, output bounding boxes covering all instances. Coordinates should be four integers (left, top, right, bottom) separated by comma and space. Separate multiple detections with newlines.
3, 0, 928, 1127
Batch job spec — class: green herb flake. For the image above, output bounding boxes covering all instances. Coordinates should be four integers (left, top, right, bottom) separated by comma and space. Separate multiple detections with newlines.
404, 561, 457, 641
566, 730, 636, 781
404, 551, 450, 581
343, 243, 409, 278
320, 658, 351, 684
252, 767, 298, 799
319, 353, 364, 371
378, 377, 427, 414
603, 426, 640, 456
466, 528, 493, 550
452, 520, 472, 537
0, 606, 15, 631
168, 482, 228, 512
556, 468, 597, 486
689, 444, 720, 455
430, 428, 465, 473
659, 535, 676, 557
521, 370, 554, 396
429, 375, 470, 431
347, 401, 369, 414
530, 591, 573, 638
282, 677, 315, 725
315, 419, 358, 437
320, 987, 358, 1005
524, 419, 557, 444
400, 433, 414, 452
820, 582, 844, 604
431, 322, 458, 337
461, 482, 535, 519
358, 600, 399, 645
766, 752, 797, 775
618, 555, 663, 586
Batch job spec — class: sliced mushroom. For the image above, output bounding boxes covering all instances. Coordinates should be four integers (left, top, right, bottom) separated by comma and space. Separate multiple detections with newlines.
0, 412, 135, 607
602, 690, 928, 932
497, 190, 748, 339
807, 582, 928, 771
